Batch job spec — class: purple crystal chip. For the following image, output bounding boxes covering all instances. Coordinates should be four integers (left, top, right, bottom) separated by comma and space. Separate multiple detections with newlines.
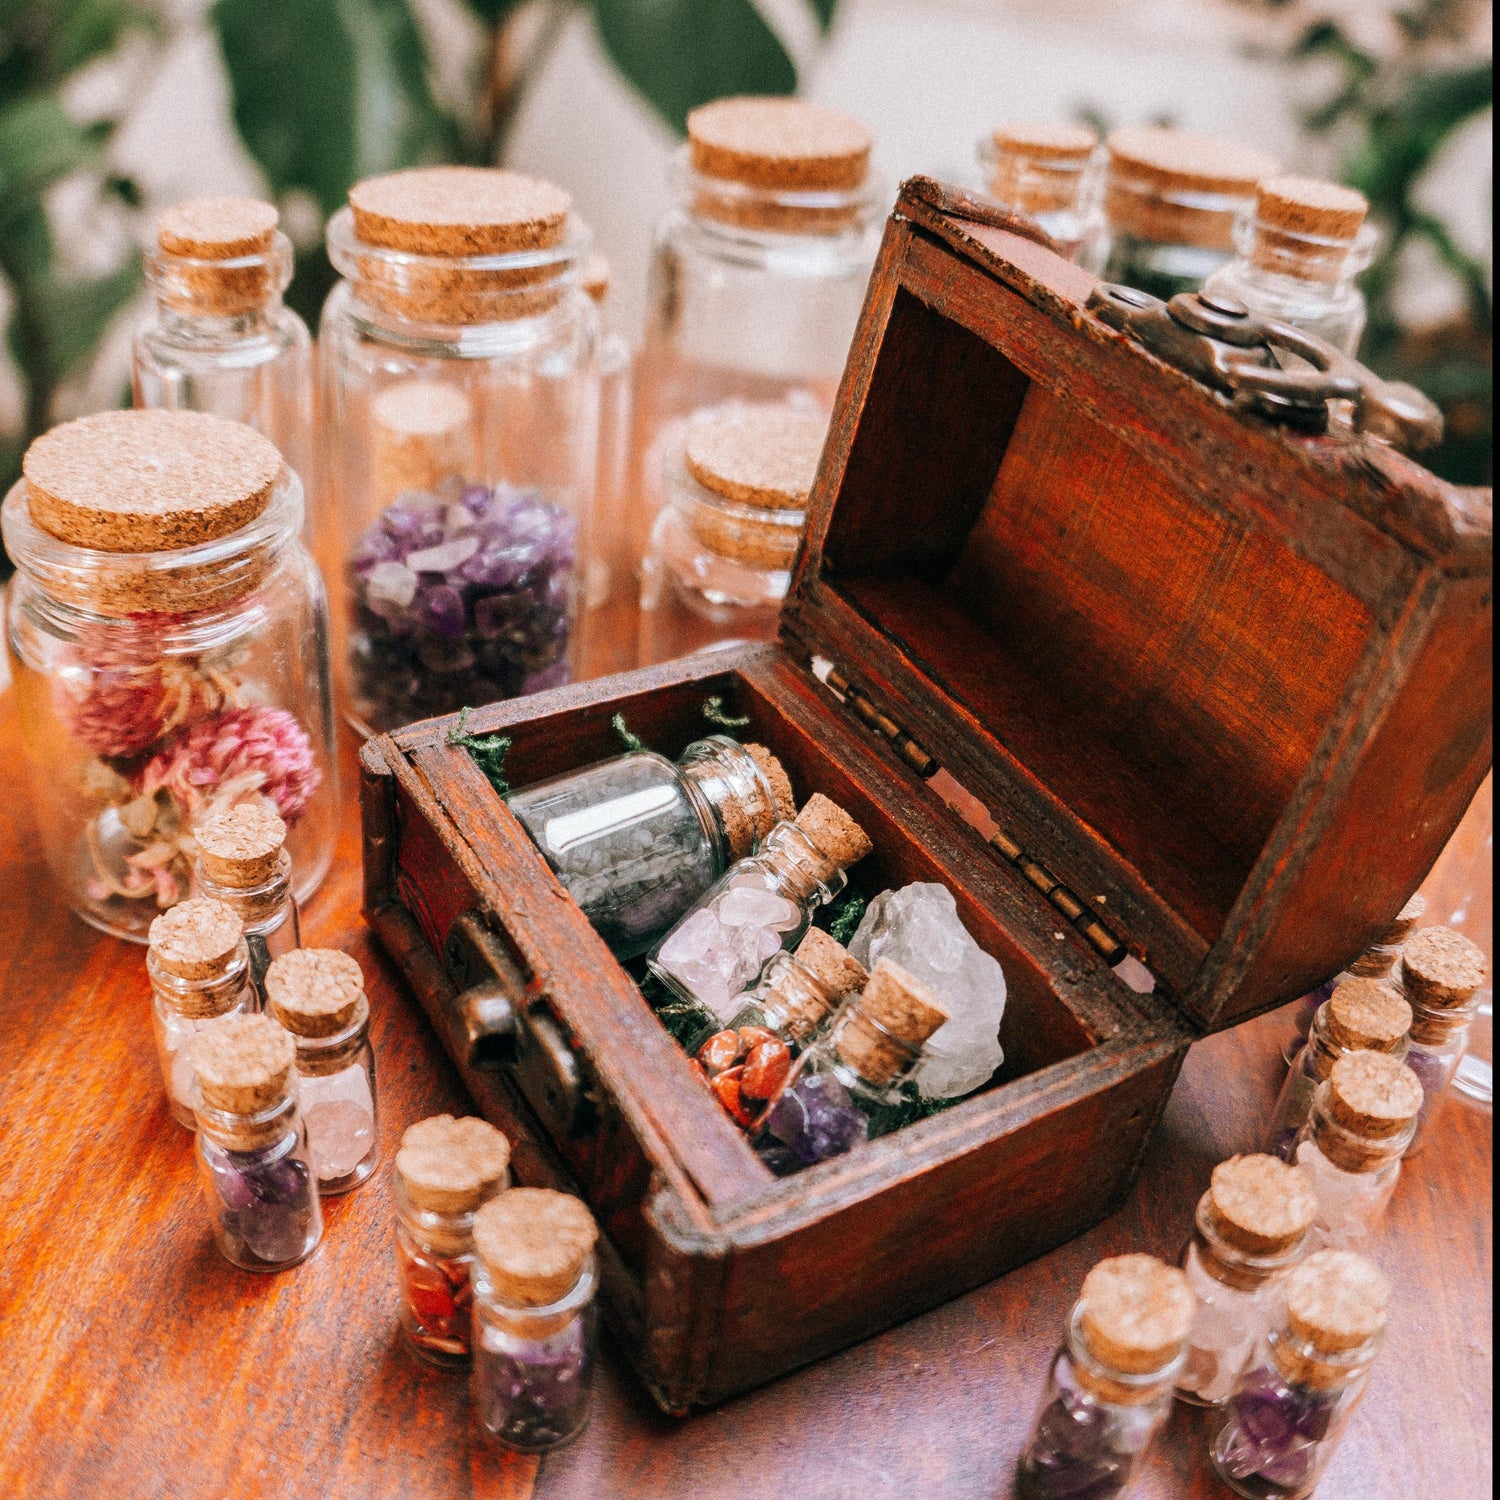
761, 1073, 868, 1169
474, 1316, 594, 1452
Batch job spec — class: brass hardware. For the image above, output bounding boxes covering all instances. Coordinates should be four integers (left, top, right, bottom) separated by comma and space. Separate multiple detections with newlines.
456, 984, 518, 1068
824, 664, 939, 778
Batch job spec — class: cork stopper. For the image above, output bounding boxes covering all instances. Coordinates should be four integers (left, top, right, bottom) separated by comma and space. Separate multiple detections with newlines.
370, 380, 474, 510
1251, 175, 1370, 280
195, 800, 287, 887
1401, 925, 1487, 1010
1285, 1249, 1389, 1353
159, 197, 279, 260
988, 121, 1098, 216
993, 121, 1097, 160
1326, 1051, 1423, 1138
1078, 1254, 1195, 1376
795, 927, 868, 999
794, 793, 873, 880
689, 97, 871, 193
190, 1010, 296, 1114
686, 403, 826, 511
396, 1114, 511, 1214
148, 896, 243, 981
1207, 1154, 1317, 1256
1323, 978, 1412, 1054
265, 948, 367, 1038
1382, 891, 1427, 946
835, 957, 949, 1085
473, 1188, 598, 1306
350, 167, 570, 257
745, 742, 797, 825
23, 409, 280, 554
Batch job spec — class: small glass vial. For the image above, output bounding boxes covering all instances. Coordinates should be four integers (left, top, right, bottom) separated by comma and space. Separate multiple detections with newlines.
1103, 126, 1280, 301
1398, 924, 1488, 1150
757, 957, 949, 1172
471, 1187, 599, 1453
190, 1011, 323, 1271
1268, 978, 1411, 1160
133, 198, 315, 523
1176, 1154, 1316, 1407
509, 736, 794, 959
1212, 1248, 1389, 1499
147, 896, 256, 1127
977, 121, 1105, 269
1202, 177, 1375, 356
639, 399, 825, 667
649, 793, 872, 1013
265, 948, 379, 1194
394, 1113, 511, 1367
194, 798, 300, 1004
1016, 1254, 1194, 1499
1292, 1051, 1422, 1250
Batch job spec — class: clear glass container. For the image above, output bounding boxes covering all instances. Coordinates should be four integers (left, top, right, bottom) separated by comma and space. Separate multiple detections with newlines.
976, 123, 1106, 270
1403, 1003, 1477, 1149
1400, 918, 1490, 1132
196, 847, 301, 1004
291, 1007, 379, 1195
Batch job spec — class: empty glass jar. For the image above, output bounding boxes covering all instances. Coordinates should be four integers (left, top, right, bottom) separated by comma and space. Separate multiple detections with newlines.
1398, 924, 1488, 1149
977, 120, 1106, 269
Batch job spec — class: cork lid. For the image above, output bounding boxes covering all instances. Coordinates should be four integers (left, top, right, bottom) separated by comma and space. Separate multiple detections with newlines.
195, 800, 287, 887
1401, 925, 1488, 1009
1106, 127, 1278, 195
148, 896, 243, 981
349, 166, 571, 256
1257, 176, 1368, 240
1284, 1249, 1389, 1353
158, 197, 278, 259
23, 410, 281, 553
190, 1010, 296, 1114
1207, 1154, 1317, 1255
1323, 978, 1412, 1053
992, 121, 1097, 160
688, 97, 872, 192
473, 1188, 598, 1306
835, 957, 949, 1084
1078, 1254, 1195, 1375
794, 793, 873, 875
265, 948, 367, 1037
396, 1114, 511, 1213
745, 742, 797, 824
795, 926, 868, 999
1326, 1051, 1423, 1137
685, 404, 827, 511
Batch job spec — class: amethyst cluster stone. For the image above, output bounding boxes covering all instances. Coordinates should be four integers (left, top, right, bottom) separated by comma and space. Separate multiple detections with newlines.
1213, 1368, 1340, 1498
349, 480, 576, 731
756, 1072, 868, 1174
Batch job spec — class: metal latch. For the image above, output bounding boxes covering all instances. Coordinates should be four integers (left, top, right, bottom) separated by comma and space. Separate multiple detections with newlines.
1087, 283, 1443, 452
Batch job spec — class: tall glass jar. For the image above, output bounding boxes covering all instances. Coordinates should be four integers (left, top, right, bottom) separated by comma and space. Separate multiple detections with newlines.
3, 409, 336, 942
1103, 126, 1280, 301
976, 120, 1106, 269
320, 166, 599, 735
1398, 924, 1488, 1150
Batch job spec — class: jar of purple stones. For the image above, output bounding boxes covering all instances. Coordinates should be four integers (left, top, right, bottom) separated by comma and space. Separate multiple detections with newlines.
1397, 925, 1488, 1151
471, 1188, 599, 1453
320, 165, 600, 735
1212, 1249, 1388, 1500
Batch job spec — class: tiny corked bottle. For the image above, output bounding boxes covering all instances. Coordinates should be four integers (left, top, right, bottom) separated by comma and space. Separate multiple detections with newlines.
1398, 924, 1488, 1151
194, 799, 301, 1004
1212, 1249, 1389, 1500
649, 793, 873, 1013
264, 949, 379, 1194
190, 1011, 323, 1271
1176, 1155, 1317, 1407
756, 957, 949, 1173
394, 1113, 511, 1367
977, 121, 1106, 269
1016, 1254, 1195, 1500
1292, 1051, 1422, 1250
471, 1188, 599, 1453
1268, 978, 1411, 1160
147, 896, 256, 1128
509, 736, 795, 958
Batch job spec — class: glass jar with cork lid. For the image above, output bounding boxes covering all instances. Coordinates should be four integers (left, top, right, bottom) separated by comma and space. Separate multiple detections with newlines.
1397, 924, 1488, 1148
321, 166, 599, 735
2, 409, 336, 942
976, 121, 1106, 269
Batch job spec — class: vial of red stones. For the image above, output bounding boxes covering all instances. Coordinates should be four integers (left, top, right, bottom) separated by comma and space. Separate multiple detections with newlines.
265, 948, 378, 1194
1016, 1254, 1194, 1500
471, 1188, 599, 1453
1102, 127, 1280, 302
638, 399, 824, 668
2, 409, 336, 942
190, 1011, 323, 1271
649, 793, 873, 1014
194, 799, 301, 1004
394, 1113, 511, 1367
509, 737, 795, 959
1292, 1051, 1422, 1250
976, 121, 1106, 270
133, 198, 315, 527
321, 166, 599, 735
1398, 924, 1488, 1152
757, 957, 950, 1173
1176, 1155, 1317, 1407
147, 897, 255, 1128
1212, 1249, 1389, 1500
1268, 978, 1411, 1161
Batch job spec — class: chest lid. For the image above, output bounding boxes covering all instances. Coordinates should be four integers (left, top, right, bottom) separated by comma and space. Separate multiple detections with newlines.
783, 177, 1492, 1035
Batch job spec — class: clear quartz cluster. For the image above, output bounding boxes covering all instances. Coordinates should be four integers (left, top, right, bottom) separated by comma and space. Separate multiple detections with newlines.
656, 873, 801, 1014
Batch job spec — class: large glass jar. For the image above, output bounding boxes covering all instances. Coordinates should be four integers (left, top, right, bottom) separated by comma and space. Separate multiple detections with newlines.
320, 166, 599, 735
3, 409, 336, 942
976, 120, 1106, 269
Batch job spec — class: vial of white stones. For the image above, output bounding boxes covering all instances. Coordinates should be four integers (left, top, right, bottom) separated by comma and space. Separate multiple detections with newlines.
1291, 1051, 1422, 1250
394, 1114, 511, 1367
1267, 978, 1411, 1160
194, 799, 301, 1005
472, 1188, 600, 1453
1176, 1155, 1317, 1408
976, 121, 1106, 269
649, 793, 873, 1014
190, 1011, 323, 1271
1398, 925, 1488, 1151
265, 948, 379, 1194
1016, 1254, 1195, 1500
147, 896, 255, 1128
509, 737, 795, 959
1212, 1250, 1389, 1500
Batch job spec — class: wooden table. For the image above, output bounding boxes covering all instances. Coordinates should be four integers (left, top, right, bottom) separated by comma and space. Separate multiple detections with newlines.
0, 698, 1490, 1499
